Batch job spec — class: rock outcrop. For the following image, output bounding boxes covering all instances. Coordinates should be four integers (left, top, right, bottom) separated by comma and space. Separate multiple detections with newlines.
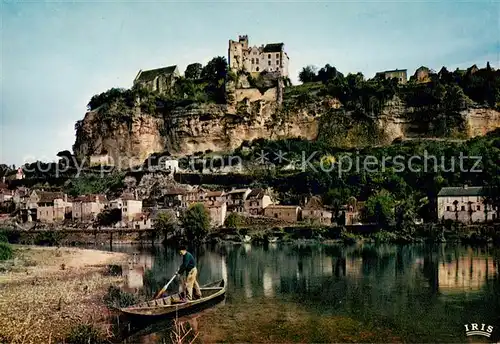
73, 87, 500, 169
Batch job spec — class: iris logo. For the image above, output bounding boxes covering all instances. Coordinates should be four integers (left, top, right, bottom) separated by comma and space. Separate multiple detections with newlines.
464, 323, 494, 338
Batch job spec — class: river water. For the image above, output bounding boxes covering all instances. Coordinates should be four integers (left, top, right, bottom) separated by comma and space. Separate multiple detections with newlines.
104, 243, 500, 343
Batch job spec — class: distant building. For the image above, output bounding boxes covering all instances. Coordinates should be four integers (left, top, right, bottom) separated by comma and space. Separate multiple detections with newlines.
72, 194, 108, 222
15, 168, 25, 180
133, 65, 180, 94
375, 69, 407, 84
437, 185, 497, 223
302, 196, 332, 225
0, 190, 13, 204
228, 35, 290, 77
183, 186, 207, 207
25, 191, 72, 223
225, 188, 251, 213
162, 188, 187, 208
130, 212, 152, 229
412, 66, 434, 83
264, 205, 301, 223
204, 201, 227, 227
110, 193, 143, 222
206, 191, 225, 203
244, 188, 273, 215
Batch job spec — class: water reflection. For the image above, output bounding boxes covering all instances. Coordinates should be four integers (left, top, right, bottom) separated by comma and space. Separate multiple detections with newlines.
109, 243, 500, 342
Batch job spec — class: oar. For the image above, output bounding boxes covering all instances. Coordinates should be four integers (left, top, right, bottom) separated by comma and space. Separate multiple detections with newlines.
154, 274, 177, 299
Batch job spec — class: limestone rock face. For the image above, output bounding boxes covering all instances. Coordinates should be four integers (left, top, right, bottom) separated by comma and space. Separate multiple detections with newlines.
73, 90, 500, 170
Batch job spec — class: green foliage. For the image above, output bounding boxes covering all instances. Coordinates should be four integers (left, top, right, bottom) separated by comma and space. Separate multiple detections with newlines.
65, 172, 125, 197
96, 208, 122, 227
184, 62, 203, 80
180, 203, 211, 244
225, 212, 243, 228
103, 285, 139, 308
0, 231, 7, 243
153, 211, 177, 239
65, 324, 105, 344
299, 65, 317, 83
372, 230, 398, 243
364, 190, 395, 227
34, 231, 65, 246
0, 242, 13, 261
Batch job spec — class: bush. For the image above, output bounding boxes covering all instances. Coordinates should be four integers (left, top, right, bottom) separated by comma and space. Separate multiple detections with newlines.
34, 231, 65, 246
0, 242, 13, 261
371, 230, 398, 243
104, 285, 139, 308
65, 324, 104, 344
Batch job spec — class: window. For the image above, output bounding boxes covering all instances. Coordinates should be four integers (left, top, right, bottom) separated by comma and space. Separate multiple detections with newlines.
256, 67, 259, 72
269, 68, 273, 71
274, 213, 278, 218
477, 205, 481, 211
256, 59, 259, 64
493, 214, 496, 220
251, 58, 254, 64
144, 219, 147, 225
276, 53, 279, 58
253, 51, 257, 55
461, 206, 465, 211
268, 54, 271, 59
268, 61, 271, 66
446, 206, 451, 211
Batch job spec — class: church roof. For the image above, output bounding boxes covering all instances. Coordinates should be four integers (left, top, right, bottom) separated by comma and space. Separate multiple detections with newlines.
135, 65, 178, 83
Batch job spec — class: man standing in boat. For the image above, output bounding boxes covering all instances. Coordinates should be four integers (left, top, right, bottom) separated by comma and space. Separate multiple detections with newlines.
177, 245, 202, 301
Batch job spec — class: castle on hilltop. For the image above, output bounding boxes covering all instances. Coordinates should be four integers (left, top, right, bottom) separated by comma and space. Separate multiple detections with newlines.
228, 35, 290, 77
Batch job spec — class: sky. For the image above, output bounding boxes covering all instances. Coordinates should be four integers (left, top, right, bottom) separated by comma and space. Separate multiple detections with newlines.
1, 0, 499, 166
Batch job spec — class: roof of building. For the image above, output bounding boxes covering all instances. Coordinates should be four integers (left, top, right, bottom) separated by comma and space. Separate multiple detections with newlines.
263, 43, 284, 53
304, 196, 324, 210
120, 193, 137, 201
164, 188, 187, 196
265, 205, 300, 210
135, 65, 178, 83
206, 191, 224, 197
247, 188, 266, 199
226, 188, 249, 195
204, 201, 224, 208
377, 69, 407, 74
437, 186, 484, 197
74, 194, 107, 203
38, 191, 65, 203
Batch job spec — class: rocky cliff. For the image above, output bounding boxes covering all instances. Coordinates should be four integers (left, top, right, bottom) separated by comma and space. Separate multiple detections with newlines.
73, 85, 500, 168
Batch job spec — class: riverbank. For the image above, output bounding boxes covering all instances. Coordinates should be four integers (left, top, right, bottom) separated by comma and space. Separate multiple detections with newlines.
0, 246, 129, 343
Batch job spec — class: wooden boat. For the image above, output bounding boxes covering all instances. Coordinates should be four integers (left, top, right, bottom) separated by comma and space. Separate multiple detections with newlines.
120, 280, 225, 318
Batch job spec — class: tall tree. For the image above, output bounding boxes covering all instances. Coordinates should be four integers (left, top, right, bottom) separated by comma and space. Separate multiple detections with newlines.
298, 65, 317, 83
180, 203, 211, 244
185, 63, 203, 80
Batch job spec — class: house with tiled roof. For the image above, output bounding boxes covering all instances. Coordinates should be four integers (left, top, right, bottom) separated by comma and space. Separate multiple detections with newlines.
244, 188, 272, 215
130, 212, 152, 229
110, 192, 142, 222
302, 196, 332, 225
375, 69, 407, 84
203, 200, 227, 227
228, 35, 290, 77
133, 65, 180, 95
264, 205, 301, 223
437, 185, 497, 223
72, 194, 108, 222
162, 188, 188, 208
225, 187, 251, 213
23, 190, 72, 223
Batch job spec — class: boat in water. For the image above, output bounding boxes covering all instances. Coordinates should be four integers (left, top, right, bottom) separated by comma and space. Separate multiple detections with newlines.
120, 280, 225, 319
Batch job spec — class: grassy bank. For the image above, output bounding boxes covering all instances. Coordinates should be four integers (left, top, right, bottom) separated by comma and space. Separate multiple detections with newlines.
0, 245, 129, 343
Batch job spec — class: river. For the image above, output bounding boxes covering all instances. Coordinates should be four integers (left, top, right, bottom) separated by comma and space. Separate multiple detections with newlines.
102, 242, 500, 343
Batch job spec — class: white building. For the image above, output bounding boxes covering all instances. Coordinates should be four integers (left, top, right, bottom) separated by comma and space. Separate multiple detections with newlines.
110, 193, 143, 222
228, 35, 290, 77
437, 185, 497, 223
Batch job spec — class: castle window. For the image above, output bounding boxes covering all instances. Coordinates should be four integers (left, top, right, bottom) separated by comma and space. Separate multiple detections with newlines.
251, 58, 254, 64
446, 206, 451, 211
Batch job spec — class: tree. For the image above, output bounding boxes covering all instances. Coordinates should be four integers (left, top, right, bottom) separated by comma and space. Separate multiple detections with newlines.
201, 57, 227, 84
298, 65, 317, 83
317, 64, 343, 84
225, 212, 243, 228
180, 203, 211, 244
154, 211, 178, 239
365, 190, 395, 228
96, 208, 122, 227
185, 63, 203, 80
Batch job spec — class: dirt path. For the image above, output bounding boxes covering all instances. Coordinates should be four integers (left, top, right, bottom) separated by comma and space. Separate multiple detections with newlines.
0, 246, 130, 344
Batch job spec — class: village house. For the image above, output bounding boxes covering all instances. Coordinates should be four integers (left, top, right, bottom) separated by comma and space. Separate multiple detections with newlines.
110, 193, 143, 222
203, 201, 227, 227
15, 167, 25, 180
133, 65, 180, 95
206, 191, 225, 203
162, 188, 187, 208
225, 188, 251, 213
182, 186, 207, 206
264, 205, 302, 223
228, 35, 290, 77
130, 212, 152, 230
0, 189, 13, 204
244, 188, 273, 215
302, 196, 332, 225
437, 185, 497, 223
72, 194, 108, 222
375, 69, 407, 84
23, 191, 73, 223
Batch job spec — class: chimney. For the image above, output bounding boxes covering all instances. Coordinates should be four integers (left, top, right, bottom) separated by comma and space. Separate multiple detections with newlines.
464, 184, 468, 189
